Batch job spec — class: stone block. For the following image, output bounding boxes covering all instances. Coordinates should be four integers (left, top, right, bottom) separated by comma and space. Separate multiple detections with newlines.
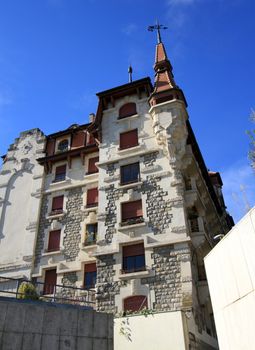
107, 314, 113, 339
41, 334, 59, 349
22, 333, 42, 350
93, 338, 108, 350
93, 312, 108, 338
2, 331, 23, 349
4, 303, 26, 332
77, 310, 93, 337
0, 302, 7, 331
23, 304, 44, 333
107, 338, 113, 350
60, 308, 78, 336
42, 306, 61, 335
59, 335, 76, 350
77, 336, 92, 350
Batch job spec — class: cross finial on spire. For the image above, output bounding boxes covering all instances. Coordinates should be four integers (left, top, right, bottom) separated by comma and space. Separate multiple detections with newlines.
148, 20, 168, 44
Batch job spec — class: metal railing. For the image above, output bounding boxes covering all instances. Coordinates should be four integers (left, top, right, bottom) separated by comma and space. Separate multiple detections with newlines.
0, 276, 95, 308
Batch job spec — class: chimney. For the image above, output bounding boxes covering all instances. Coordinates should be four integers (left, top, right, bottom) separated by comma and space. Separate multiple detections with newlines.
89, 113, 95, 123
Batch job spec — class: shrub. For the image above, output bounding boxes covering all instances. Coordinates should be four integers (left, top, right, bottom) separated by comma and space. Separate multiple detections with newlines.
17, 282, 39, 300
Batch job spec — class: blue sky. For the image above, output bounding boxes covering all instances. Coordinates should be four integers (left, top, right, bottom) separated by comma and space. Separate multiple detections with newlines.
0, 0, 254, 222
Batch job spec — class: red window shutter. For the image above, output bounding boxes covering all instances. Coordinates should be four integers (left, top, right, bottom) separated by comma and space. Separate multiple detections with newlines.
123, 243, 144, 257
85, 263, 96, 272
124, 295, 148, 312
55, 165, 66, 175
119, 129, 138, 149
88, 157, 99, 173
48, 230, 61, 251
122, 200, 142, 221
71, 131, 86, 148
43, 269, 57, 295
52, 195, 64, 211
46, 139, 55, 156
87, 132, 95, 145
87, 188, 98, 206
119, 103, 137, 119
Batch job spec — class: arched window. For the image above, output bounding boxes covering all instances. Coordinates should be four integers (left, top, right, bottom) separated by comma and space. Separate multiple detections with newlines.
57, 139, 69, 152
124, 295, 148, 312
119, 103, 137, 119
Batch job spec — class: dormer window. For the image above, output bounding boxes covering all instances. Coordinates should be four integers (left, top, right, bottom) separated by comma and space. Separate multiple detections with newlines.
119, 102, 137, 119
57, 139, 69, 152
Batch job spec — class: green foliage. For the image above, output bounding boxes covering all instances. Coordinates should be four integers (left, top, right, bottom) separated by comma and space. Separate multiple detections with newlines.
17, 281, 39, 300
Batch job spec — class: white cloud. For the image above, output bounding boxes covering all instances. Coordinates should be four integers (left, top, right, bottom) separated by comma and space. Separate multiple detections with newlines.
221, 159, 255, 223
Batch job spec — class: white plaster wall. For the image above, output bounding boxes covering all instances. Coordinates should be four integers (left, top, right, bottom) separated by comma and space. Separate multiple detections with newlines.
204, 207, 255, 350
0, 129, 45, 279
114, 311, 187, 350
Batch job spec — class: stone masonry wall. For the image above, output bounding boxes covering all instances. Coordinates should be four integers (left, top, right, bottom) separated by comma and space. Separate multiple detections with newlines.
103, 152, 173, 243
34, 194, 51, 267
96, 254, 126, 313
60, 272, 78, 298
63, 187, 84, 262
140, 174, 173, 235
142, 245, 182, 311
34, 187, 85, 268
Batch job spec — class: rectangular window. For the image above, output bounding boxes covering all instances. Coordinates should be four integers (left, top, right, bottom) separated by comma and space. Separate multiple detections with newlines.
86, 188, 98, 207
87, 157, 99, 174
47, 230, 61, 252
43, 269, 57, 295
85, 224, 97, 245
120, 163, 140, 185
84, 263, 97, 289
121, 200, 143, 225
119, 129, 138, 150
122, 243, 145, 273
51, 195, 64, 215
54, 165, 66, 182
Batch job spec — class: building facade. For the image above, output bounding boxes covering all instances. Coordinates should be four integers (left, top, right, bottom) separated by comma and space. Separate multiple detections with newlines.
0, 36, 233, 349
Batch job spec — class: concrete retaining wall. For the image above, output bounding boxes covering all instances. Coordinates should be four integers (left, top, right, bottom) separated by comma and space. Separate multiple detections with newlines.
0, 297, 113, 350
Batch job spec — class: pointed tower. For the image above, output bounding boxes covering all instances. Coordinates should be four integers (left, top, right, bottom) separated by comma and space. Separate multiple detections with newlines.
149, 29, 187, 107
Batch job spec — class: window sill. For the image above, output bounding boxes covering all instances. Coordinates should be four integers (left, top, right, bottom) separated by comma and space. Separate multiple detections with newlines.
118, 181, 142, 190
42, 249, 63, 257
118, 221, 146, 231
116, 114, 139, 123
85, 172, 99, 178
80, 241, 97, 249
119, 269, 150, 280
49, 179, 71, 188
46, 212, 65, 220
117, 144, 141, 154
83, 206, 98, 213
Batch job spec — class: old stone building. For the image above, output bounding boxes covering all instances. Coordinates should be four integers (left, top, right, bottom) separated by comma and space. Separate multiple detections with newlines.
0, 31, 233, 349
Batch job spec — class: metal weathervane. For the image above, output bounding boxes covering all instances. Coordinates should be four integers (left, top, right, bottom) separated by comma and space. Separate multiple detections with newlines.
148, 20, 168, 44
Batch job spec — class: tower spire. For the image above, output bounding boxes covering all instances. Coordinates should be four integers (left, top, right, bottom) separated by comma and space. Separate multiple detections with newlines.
148, 21, 187, 107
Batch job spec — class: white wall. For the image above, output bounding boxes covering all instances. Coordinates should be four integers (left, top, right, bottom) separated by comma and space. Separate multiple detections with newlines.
0, 129, 45, 279
205, 207, 255, 350
114, 311, 187, 350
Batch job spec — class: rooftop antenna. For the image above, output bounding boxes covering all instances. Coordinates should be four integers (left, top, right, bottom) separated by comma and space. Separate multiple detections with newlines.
128, 65, 133, 83
148, 19, 168, 44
